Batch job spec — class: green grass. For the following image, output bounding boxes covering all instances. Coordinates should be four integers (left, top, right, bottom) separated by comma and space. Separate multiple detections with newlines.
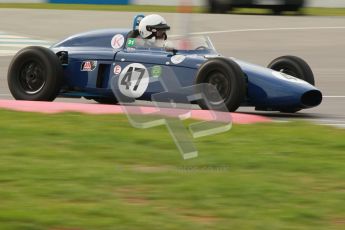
0, 3, 345, 16
0, 110, 344, 229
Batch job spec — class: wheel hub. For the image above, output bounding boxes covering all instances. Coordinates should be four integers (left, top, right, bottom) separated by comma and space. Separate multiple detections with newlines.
206, 71, 230, 105
19, 61, 46, 94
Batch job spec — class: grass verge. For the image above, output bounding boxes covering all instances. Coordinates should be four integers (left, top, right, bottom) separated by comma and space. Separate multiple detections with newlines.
0, 3, 345, 16
0, 110, 344, 229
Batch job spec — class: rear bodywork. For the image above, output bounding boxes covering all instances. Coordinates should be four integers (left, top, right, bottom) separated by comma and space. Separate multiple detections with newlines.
51, 28, 322, 112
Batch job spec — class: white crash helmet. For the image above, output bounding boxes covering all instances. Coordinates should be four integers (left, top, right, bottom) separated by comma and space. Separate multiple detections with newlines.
139, 14, 170, 39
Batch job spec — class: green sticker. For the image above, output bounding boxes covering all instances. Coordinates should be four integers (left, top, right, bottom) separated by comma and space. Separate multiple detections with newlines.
151, 65, 162, 78
127, 38, 136, 47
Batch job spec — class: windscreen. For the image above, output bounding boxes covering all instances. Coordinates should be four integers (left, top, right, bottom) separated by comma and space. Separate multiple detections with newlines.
125, 35, 215, 52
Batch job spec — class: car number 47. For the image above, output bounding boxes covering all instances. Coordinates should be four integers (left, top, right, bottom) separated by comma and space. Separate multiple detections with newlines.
121, 67, 145, 91
118, 63, 149, 98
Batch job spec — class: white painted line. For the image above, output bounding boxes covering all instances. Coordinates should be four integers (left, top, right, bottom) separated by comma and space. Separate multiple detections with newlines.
0, 44, 29, 48
324, 124, 345, 126
0, 94, 11, 96
0, 39, 50, 43
0, 44, 38, 48
273, 120, 289, 123
190, 26, 345, 35
323, 96, 345, 98
0, 35, 26, 39
0, 50, 17, 56
312, 119, 345, 123
0, 50, 17, 53
322, 124, 345, 128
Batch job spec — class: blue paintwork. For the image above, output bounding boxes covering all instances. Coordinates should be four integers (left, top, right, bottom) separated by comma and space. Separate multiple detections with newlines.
50, 26, 322, 111
235, 59, 319, 109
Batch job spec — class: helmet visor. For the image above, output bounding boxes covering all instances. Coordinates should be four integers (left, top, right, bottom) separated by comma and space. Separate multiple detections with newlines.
147, 24, 171, 32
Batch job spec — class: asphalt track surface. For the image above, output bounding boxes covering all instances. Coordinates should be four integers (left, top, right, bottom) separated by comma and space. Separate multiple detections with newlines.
0, 9, 344, 127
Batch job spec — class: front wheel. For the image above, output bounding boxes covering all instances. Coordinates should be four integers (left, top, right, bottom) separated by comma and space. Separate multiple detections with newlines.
268, 55, 315, 113
7, 46, 63, 101
268, 55, 315, 85
195, 58, 246, 112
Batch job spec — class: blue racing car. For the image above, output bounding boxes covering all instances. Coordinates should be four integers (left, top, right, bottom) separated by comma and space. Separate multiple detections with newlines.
7, 14, 322, 113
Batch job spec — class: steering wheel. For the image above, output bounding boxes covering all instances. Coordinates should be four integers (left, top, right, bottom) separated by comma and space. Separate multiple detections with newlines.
195, 46, 208, 50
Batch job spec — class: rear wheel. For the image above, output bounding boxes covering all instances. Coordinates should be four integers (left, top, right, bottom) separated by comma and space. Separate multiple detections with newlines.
268, 55, 315, 113
196, 58, 246, 112
7, 46, 63, 101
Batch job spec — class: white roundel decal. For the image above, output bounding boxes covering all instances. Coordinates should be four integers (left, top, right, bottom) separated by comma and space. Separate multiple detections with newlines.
114, 65, 122, 75
171, 55, 186, 64
118, 63, 149, 98
111, 34, 125, 49
272, 71, 308, 85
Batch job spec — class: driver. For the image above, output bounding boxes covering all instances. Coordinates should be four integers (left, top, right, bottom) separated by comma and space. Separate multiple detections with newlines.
127, 14, 170, 43
139, 14, 170, 40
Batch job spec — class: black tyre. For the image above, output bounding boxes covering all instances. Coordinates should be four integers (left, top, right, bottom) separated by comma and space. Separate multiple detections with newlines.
268, 55, 315, 85
195, 58, 246, 112
8, 46, 63, 101
268, 55, 315, 113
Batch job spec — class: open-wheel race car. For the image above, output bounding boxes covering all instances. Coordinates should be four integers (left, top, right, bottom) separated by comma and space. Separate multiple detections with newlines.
7, 15, 322, 113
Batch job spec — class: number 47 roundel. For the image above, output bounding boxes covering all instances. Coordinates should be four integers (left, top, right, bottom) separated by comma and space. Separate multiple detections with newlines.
118, 63, 149, 98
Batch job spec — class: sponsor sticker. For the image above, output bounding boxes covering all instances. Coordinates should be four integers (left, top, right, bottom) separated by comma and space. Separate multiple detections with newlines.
272, 71, 308, 85
114, 65, 122, 75
111, 34, 125, 49
127, 47, 136, 52
118, 63, 149, 98
127, 38, 136, 47
171, 55, 186, 65
81, 60, 97, 72
151, 65, 162, 78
